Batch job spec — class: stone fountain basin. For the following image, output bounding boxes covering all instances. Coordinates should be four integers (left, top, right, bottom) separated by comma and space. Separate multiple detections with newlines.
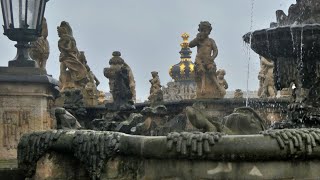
243, 24, 320, 60
244, 24, 320, 89
16, 130, 320, 179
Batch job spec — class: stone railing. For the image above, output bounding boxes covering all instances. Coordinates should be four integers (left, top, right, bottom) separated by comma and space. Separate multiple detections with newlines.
18, 129, 320, 180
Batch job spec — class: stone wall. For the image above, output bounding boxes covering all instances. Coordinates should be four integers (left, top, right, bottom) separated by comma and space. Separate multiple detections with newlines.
34, 153, 320, 180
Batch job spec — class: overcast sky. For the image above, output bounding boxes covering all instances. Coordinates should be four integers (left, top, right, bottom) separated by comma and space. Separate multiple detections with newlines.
0, 0, 296, 100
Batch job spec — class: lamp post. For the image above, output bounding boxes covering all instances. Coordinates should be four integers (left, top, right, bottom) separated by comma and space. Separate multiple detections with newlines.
0, 0, 49, 67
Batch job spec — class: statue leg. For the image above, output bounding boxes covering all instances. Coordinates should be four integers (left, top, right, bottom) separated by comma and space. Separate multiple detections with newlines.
59, 63, 67, 91
268, 86, 276, 97
201, 74, 206, 94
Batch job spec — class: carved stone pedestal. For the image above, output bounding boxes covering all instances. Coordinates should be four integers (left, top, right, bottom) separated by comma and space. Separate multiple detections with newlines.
0, 67, 59, 161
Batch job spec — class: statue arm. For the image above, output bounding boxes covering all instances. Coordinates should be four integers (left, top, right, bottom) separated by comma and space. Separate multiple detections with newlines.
58, 38, 72, 54
224, 80, 229, 89
94, 75, 100, 86
189, 37, 199, 48
211, 39, 218, 59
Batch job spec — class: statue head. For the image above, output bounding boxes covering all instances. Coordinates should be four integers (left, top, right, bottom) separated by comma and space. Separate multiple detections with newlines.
217, 69, 226, 79
198, 21, 212, 40
57, 21, 73, 37
109, 51, 125, 65
151, 71, 158, 78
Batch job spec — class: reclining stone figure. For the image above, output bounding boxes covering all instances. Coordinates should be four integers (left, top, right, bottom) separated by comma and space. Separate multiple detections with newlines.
186, 104, 267, 135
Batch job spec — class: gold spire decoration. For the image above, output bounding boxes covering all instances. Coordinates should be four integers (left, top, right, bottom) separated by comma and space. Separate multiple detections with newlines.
180, 32, 190, 49
169, 65, 173, 77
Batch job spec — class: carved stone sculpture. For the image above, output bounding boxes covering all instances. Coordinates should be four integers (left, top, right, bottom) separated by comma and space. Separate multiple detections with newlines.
148, 71, 164, 106
258, 56, 276, 98
57, 21, 87, 92
163, 81, 196, 101
273, 0, 320, 26
104, 51, 135, 110
29, 17, 49, 70
98, 91, 107, 105
78, 51, 100, 106
217, 69, 228, 90
55, 107, 81, 129
234, 89, 244, 99
186, 104, 266, 135
189, 21, 225, 98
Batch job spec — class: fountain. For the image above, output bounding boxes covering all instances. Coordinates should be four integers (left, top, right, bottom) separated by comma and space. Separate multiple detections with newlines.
6, 1, 320, 180
243, 0, 320, 128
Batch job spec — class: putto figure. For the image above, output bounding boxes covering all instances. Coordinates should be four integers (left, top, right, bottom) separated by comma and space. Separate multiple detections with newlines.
217, 69, 228, 90
148, 71, 163, 106
189, 21, 225, 98
258, 56, 276, 98
57, 21, 87, 91
29, 17, 49, 70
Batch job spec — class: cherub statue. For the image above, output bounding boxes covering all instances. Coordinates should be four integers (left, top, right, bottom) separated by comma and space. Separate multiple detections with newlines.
258, 56, 276, 98
148, 71, 164, 106
57, 21, 87, 91
189, 21, 225, 98
217, 69, 228, 90
29, 17, 49, 70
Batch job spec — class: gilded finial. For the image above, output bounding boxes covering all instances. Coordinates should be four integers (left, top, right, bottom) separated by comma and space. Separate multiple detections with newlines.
180, 33, 190, 48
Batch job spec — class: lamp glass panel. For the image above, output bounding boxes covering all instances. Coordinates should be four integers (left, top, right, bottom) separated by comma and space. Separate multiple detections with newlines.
1, 0, 9, 28
37, 0, 44, 28
27, 0, 40, 29
11, 0, 28, 28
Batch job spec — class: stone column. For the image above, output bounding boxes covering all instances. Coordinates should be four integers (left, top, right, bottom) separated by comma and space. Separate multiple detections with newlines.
0, 67, 59, 160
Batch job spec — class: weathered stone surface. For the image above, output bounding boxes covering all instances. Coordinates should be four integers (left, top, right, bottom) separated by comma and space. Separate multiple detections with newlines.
0, 70, 58, 161
18, 129, 320, 180
33, 152, 88, 180
163, 81, 196, 101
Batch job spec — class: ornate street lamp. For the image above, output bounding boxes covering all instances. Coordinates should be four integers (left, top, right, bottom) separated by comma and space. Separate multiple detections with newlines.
0, 0, 49, 67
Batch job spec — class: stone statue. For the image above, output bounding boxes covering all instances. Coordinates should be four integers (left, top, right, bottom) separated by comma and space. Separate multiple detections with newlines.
57, 21, 88, 92
79, 51, 100, 88
186, 104, 266, 135
217, 69, 228, 90
78, 51, 100, 106
104, 51, 135, 110
98, 91, 106, 105
258, 56, 276, 98
55, 107, 81, 130
189, 21, 225, 98
148, 71, 164, 106
273, 0, 320, 26
234, 89, 244, 99
29, 17, 49, 70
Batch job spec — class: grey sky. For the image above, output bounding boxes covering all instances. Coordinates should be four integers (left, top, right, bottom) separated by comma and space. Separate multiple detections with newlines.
0, 0, 295, 100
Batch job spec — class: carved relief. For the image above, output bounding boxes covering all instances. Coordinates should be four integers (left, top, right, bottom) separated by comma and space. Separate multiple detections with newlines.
2, 110, 31, 149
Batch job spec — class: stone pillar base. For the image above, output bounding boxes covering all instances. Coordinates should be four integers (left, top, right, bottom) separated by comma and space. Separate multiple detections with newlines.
0, 67, 59, 160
